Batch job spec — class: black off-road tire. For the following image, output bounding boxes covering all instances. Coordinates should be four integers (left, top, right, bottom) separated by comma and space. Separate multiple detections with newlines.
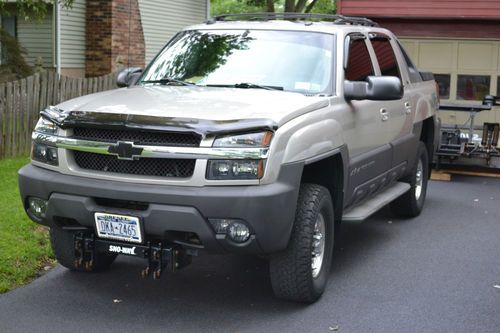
50, 227, 116, 272
390, 141, 429, 218
269, 183, 335, 303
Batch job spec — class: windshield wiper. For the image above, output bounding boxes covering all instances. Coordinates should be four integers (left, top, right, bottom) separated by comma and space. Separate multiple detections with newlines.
205, 83, 283, 91
141, 78, 195, 86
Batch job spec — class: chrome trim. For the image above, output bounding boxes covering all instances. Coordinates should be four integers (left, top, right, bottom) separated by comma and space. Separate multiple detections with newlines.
33, 132, 269, 160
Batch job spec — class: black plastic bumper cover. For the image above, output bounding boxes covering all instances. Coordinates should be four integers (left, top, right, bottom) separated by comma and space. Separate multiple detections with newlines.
18, 163, 302, 254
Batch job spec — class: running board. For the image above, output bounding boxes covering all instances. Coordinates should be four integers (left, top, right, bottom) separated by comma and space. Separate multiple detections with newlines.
342, 182, 411, 223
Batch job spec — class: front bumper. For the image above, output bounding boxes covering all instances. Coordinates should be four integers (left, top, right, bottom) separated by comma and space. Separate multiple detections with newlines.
19, 163, 302, 254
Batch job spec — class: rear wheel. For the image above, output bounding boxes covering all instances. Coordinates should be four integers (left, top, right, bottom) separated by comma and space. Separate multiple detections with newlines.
50, 227, 116, 272
390, 141, 429, 217
270, 183, 334, 303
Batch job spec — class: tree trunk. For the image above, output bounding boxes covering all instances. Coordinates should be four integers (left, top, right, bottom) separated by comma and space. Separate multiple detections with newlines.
266, 0, 275, 12
285, 0, 295, 12
305, 0, 319, 13
295, 0, 309, 13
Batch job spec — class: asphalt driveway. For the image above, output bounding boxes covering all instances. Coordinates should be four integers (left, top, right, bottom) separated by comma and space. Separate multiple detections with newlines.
1, 176, 499, 333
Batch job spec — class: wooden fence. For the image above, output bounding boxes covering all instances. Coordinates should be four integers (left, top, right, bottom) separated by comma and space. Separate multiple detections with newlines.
0, 71, 117, 159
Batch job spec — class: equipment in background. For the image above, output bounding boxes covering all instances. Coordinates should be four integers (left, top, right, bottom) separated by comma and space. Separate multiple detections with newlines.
435, 95, 500, 169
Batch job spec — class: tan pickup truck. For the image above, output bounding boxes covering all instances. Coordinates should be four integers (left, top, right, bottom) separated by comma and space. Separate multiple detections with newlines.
19, 13, 439, 303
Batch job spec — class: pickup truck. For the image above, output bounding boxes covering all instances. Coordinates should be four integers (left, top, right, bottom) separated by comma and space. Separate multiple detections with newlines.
19, 13, 439, 303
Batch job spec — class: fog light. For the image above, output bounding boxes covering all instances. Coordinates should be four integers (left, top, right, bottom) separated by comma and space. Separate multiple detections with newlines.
28, 197, 48, 219
209, 218, 232, 234
209, 218, 251, 243
227, 222, 250, 243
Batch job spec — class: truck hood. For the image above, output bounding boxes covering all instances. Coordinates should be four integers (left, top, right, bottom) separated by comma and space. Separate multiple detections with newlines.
55, 85, 329, 129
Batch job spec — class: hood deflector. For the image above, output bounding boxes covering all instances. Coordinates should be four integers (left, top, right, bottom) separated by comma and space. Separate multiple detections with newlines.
40, 109, 278, 137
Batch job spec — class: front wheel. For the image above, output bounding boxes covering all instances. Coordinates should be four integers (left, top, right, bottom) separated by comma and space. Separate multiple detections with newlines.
390, 141, 429, 217
269, 183, 335, 303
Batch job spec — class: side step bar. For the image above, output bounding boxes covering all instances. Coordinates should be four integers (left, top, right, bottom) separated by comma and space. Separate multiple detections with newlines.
342, 182, 411, 223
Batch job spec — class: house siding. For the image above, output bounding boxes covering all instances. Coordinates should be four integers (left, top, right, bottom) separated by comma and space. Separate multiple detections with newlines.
16, 9, 54, 67
60, 0, 86, 69
338, 0, 500, 19
138, 0, 208, 63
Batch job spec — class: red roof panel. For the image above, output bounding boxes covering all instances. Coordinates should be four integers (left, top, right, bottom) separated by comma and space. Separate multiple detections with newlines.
338, 0, 500, 19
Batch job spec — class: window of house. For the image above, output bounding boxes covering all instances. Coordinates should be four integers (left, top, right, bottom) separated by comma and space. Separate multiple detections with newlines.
371, 38, 402, 81
434, 74, 451, 99
457, 75, 491, 101
1, 15, 17, 64
345, 37, 374, 82
497, 76, 500, 96
1, 16, 16, 37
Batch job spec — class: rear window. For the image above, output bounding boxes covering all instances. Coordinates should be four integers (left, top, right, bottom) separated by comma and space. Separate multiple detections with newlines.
371, 38, 402, 81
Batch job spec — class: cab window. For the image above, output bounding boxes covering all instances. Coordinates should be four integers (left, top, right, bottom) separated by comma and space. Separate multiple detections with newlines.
371, 37, 402, 81
345, 36, 374, 82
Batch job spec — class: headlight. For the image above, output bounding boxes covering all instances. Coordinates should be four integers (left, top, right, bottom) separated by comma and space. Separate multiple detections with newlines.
32, 143, 58, 166
207, 160, 264, 180
212, 131, 273, 148
32, 117, 58, 165
207, 131, 272, 180
34, 117, 58, 135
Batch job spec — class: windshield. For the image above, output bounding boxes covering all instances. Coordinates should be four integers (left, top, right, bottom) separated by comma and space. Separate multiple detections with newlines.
140, 29, 335, 94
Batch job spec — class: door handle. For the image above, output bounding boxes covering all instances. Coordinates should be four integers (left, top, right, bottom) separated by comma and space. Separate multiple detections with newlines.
404, 102, 412, 114
380, 108, 389, 121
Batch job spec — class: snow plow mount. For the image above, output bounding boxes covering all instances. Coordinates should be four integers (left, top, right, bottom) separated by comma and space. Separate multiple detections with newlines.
73, 233, 192, 279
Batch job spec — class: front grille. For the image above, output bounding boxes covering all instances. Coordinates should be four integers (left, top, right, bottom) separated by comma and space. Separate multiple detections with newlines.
74, 151, 195, 178
72, 127, 201, 147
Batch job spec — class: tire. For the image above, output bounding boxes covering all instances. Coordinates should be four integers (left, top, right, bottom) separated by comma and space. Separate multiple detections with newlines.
270, 183, 335, 303
390, 141, 429, 217
50, 227, 116, 272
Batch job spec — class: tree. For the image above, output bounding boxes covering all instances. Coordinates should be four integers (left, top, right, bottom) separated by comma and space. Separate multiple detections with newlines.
0, 1, 74, 81
0, 0, 74, 21
211, 0, 335, 16
284, 0, 321, 13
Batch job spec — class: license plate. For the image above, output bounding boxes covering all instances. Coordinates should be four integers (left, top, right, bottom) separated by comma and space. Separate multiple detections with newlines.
94, 213, 142, 243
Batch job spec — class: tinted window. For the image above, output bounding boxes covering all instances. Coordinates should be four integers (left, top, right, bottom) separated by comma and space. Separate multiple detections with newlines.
457, 75, 490, 101
371, 38, 401, 81
345, 37, 374, 82
434, 74, 451, 99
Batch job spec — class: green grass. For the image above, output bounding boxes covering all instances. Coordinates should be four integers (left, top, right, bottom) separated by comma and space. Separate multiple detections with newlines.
0, 157, 54, 293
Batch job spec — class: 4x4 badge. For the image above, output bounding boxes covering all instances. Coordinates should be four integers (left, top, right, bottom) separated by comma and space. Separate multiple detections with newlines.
108, 141, 143, 160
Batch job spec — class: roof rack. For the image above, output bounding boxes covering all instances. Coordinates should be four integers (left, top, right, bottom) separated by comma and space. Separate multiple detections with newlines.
206, 12, 379, 27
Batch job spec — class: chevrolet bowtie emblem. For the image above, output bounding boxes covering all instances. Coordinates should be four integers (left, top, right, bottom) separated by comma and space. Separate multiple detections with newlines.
108, 141, 143, 160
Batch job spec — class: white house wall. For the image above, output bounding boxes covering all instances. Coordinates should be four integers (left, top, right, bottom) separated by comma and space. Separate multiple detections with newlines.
17, 9, 54, 67
60, 0, 86, 74
138, 0, 208, 64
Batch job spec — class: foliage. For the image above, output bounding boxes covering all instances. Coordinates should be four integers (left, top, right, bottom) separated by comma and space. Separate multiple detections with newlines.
0, 28, 33, 83
210, 0, 335, 15
0, 0, 74, 21
0, 157, 54, 294
211, 0, 264, 15
0, 1, 74, 82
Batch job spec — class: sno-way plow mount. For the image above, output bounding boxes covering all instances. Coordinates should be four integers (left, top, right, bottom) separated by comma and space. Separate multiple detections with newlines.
73, 233, 192, 279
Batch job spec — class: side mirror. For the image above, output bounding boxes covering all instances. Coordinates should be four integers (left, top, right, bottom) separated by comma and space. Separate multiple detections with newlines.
344, 76, 403, 101
117, 67, 143, 87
